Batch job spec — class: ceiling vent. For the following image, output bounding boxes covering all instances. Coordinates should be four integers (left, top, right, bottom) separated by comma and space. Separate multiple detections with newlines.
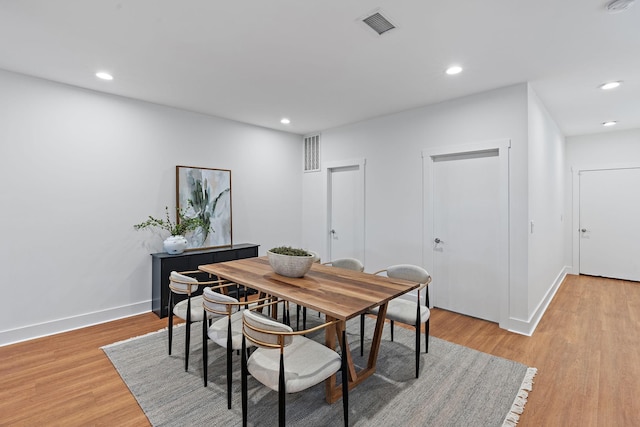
303, 134, 320, 172
361, 11, 396, 35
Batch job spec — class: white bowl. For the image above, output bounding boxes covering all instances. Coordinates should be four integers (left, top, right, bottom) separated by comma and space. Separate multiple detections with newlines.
267, 251, 314, 278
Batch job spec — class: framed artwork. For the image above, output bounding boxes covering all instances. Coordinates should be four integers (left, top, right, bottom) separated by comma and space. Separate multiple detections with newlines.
176, 165, 232, 250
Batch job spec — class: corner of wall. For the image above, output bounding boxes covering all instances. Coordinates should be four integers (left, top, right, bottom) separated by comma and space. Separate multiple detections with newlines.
507, 265, 569, 336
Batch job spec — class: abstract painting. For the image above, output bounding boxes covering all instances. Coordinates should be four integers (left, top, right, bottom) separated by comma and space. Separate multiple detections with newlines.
176, 165, 232, 249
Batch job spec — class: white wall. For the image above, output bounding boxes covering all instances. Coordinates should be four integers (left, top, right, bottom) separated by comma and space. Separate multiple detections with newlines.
0, 68, 582, 344
0, 69, 302, 345
526, 86, 567, 331
302, 83, 539, 331
565, 128, 640, 271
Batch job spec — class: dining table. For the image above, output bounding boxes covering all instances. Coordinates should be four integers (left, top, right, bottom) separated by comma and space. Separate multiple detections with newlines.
198, 256, 419, 403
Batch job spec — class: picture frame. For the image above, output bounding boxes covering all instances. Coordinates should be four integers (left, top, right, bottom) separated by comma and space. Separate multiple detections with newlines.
176, 165, 232, 250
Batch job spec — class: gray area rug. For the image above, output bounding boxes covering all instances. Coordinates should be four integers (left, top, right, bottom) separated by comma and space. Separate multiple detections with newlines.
103, 314, 536, 426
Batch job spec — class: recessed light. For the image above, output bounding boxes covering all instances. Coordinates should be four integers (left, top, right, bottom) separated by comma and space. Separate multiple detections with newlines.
280, 118, 291, 125
602, 121, 617, 127
96, 72, 113, 81
599, 81, 621, 90
445, 65, 463, 75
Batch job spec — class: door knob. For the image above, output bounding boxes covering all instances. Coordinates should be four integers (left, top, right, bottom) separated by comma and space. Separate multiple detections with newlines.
581, 228, 587, 233
330, 229, 336, 234
434, 238, 442, 244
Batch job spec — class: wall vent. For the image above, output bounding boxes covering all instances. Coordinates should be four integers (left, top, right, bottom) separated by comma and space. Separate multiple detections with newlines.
362, 11, 396, 35
303, 134, 320, 172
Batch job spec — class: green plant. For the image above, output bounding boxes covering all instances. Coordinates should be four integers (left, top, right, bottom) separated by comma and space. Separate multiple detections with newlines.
268, 246, 311, 256
134, 201, 209, 236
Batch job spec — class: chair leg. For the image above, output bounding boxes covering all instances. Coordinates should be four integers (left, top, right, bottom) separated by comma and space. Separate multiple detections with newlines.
303, 307, 307, 330
415, 298, 421, 378
226, 346, 233, 409
168, 293, 174, 355
360, 314, 365, 357
296, 305, 301, 330
390, 320, 394, 342
425, 319, 430, 353
241, 336, 248, 427
278, 353, 286, 427
341, 329, 349, 427
226, 316, 233, 409
415, 321, 421, 379
283, 303, 287, 325
184, 297, 191, 372
203, 319, 208, 387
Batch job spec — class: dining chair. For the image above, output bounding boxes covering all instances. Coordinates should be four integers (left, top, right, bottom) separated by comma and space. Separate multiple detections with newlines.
323, 258, 365, 272
241, 304, 349, 427
168, 270, 223, 371
360, 264, 431, 378
308, 250, 321, 264
202, 283, 272, 409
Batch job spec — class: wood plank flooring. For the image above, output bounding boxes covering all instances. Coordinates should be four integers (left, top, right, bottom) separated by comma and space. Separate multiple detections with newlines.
1, 274, 639, 426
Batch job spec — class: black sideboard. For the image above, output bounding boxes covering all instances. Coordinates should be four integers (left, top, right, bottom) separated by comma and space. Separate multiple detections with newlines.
151, 243, 259, 318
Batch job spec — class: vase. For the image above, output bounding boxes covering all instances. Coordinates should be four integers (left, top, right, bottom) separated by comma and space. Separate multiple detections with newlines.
164, 235, 188, 254
266, 250, 314, 278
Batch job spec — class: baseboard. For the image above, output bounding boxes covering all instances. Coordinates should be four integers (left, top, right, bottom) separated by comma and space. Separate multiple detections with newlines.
0, 301, 151, 347
507, 266, 570, 336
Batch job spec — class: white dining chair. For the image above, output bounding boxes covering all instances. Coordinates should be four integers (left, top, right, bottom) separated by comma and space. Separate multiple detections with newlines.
360, 264, 431, 378
241, 306, 349, 427
202, 284, 271, 409
168, 270, 223, 371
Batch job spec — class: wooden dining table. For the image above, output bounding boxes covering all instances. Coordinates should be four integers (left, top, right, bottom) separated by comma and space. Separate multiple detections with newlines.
198, 256, 419, 403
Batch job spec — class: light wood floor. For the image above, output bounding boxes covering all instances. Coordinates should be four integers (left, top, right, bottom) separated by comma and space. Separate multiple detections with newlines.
1, 274, 639, 426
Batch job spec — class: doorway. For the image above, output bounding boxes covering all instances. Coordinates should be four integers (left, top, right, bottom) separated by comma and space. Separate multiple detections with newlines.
573, 165, 640, 281
325, 159, 365, 264
423, 140, 510, 326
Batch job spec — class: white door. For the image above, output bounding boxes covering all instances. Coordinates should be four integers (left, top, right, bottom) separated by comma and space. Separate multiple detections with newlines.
579, 168, 640, 281
432, 151, 501, 322
328, 165, 361, 261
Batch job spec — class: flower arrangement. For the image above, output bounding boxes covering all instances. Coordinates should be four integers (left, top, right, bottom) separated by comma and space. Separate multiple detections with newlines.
134, 200, 208, 236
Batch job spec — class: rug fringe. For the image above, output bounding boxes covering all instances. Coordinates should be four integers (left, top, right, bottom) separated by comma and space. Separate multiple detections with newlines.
100, 324, 182, 349
502, 367, 537, 427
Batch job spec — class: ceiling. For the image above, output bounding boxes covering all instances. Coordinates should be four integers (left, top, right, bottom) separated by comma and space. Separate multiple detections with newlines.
1, 0, 638, 136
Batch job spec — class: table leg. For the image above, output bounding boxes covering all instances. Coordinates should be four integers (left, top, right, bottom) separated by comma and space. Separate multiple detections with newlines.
324, 304, 389, 404
325, 316, 339, 402
368, 302, 388, 370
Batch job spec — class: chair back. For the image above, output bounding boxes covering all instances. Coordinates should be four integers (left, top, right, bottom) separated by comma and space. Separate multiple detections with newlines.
329, 258, 364, 272
386, 264, 430, 284
243, 310, 293, 349
169, 271, 199, 295
202, 287, 239, 316
308, 251, 321, 263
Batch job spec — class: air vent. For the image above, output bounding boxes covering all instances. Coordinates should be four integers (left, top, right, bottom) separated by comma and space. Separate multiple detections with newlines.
362, 11, 396, 35
607, 0, 635, 13
303, 134, 320, 172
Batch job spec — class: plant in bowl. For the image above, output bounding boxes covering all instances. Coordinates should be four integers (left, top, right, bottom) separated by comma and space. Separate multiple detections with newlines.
267, 246, 315, 278
134, 200, 209, 254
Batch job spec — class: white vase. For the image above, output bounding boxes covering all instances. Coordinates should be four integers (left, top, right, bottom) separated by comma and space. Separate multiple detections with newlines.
163, 235, 188, 254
